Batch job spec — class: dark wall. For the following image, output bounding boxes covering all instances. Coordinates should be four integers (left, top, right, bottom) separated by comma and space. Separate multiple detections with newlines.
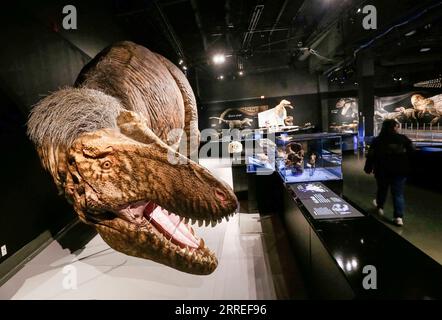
200, 94, 322, 131
0, 90, 74, 265
196, 67, 323, 131
197, 67, 319, 103
0, 2, 126, 270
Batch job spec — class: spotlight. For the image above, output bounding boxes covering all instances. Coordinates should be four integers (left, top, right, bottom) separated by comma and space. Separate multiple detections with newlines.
238, 70, 244, 76
213, 53, 226, 64
357, 8, 361, 13
182, 66, 187, 70
351, 259, 358, 268
260, 95, 265, 99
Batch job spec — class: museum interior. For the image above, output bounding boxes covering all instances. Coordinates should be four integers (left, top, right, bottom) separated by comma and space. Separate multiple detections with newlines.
0, 0, 441, 300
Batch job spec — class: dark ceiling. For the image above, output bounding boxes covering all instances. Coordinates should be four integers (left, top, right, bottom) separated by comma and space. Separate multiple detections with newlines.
111, 0, 441, 88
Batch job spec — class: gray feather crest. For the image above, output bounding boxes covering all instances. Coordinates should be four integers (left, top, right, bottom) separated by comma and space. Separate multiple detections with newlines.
27, 87, 123, 149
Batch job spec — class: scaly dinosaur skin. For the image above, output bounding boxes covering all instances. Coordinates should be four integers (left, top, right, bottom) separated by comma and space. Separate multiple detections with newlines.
28, 42, 238, 275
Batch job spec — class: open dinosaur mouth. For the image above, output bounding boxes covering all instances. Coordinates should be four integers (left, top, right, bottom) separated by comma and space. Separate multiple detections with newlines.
90, 194, 237, 274
141, 201, 201, 249
116, 200, 232, 252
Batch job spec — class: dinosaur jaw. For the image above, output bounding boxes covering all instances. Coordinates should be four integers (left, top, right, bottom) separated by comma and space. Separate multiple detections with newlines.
118, 201, 207, 250
90, 200, 234, 275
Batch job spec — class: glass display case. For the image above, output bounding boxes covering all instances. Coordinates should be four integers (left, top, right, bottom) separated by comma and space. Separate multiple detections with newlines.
245, 138, 276, 174
276, 133, 343, 183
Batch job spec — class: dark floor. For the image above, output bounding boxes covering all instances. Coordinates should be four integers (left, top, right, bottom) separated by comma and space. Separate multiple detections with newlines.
342, 152, 442, 265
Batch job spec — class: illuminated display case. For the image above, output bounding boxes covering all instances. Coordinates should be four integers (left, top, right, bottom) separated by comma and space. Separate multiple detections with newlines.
245, 137, 276, 174
276, 133, 343, 183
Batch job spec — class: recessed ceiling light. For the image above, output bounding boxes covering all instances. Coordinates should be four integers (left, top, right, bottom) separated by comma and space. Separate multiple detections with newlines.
420, 47, 431, 52
213, 54, 226, 64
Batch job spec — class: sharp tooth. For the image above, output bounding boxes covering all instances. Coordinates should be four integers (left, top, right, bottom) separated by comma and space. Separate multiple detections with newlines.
198, 219, 203, 227
211, 220, 217, 227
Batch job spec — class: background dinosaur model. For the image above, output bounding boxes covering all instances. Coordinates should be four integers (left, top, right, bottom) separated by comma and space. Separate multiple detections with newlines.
273, 99, 294, 126
411, 94, 442, 124
209, 117, 253, 129
27, 41, 238, 275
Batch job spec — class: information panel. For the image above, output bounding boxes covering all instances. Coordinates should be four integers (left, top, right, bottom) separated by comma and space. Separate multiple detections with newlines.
289, 182, 364, 220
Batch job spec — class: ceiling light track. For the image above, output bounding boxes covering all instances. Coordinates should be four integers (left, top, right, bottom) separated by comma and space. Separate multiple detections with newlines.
242, 5, 264, 49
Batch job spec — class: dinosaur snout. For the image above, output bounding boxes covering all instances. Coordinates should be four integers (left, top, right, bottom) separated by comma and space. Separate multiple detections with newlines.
214, 186, 238, 214
214, 188, 227, 202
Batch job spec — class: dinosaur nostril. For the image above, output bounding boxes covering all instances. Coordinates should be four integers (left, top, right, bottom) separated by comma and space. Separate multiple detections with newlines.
214, 188, 226, 202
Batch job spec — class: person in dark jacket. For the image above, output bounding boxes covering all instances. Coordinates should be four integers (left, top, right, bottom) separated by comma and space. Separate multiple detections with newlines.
364, 119, 414, 226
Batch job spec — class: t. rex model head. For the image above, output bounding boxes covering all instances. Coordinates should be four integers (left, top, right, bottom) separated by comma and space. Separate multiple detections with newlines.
28, 88, 238, 275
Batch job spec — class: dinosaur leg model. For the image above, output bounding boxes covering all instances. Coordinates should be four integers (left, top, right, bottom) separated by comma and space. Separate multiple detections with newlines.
27, 42, 238, 275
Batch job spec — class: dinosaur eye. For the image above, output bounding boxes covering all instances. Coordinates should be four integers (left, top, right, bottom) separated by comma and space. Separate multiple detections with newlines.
102, 160, 112, 169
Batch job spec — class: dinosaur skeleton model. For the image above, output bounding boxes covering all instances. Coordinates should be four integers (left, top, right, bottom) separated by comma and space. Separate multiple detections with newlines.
274, 99, 294, 126
411, 94, 442, 124
336, 98, 358, 119
285, 142, 304, 176
376, 94, 442, 125
27, 42, 238, 275
209, 117, 253, 129
306, 153, 317, 177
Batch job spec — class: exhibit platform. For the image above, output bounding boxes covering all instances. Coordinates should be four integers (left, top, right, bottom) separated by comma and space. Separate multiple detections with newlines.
0, 159, 279, 300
